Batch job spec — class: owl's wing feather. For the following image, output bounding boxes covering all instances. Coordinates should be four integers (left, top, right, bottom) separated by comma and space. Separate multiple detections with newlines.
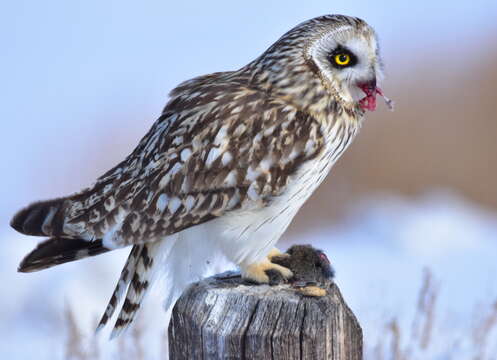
71, 75, 325, 246
102, 82, 325, 246
14, 73, 325, 248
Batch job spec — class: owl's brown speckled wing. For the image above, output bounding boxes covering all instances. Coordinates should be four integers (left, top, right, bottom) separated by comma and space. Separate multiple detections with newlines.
56, 72, 325, 247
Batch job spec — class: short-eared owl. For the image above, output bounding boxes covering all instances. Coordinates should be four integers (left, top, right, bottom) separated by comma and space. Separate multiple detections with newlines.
11, 14, 392, 337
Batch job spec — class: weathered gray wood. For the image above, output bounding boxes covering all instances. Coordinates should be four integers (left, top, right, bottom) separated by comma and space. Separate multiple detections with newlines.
168, 272, 362, 360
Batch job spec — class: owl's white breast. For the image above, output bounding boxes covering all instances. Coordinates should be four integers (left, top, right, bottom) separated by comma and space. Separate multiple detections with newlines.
190, 114, 361, 267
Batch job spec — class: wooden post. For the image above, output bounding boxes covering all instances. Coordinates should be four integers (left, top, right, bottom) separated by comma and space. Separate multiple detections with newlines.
168, 271, 363, 359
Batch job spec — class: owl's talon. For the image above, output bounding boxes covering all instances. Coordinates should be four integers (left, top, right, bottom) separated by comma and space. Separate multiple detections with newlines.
241, 260, 293, 284
267, 248, 289, 261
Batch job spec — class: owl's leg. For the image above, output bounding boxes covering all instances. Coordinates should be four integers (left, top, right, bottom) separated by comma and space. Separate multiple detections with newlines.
240, 250, 293, 284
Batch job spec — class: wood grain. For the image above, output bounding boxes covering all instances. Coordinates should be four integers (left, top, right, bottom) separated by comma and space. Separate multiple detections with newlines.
168, 272, 362, 360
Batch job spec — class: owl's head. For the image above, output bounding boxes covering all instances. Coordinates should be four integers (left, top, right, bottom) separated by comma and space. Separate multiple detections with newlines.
249, 15, 391, 112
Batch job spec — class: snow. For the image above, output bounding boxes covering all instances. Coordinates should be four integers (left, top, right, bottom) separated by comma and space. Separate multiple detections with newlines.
1, 192, 497, 358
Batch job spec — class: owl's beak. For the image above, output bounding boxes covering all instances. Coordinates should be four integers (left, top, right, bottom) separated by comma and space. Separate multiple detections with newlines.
357, 79, 394, 112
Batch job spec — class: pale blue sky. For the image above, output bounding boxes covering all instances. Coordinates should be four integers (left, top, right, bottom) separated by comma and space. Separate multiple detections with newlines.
1, 0, 496, 222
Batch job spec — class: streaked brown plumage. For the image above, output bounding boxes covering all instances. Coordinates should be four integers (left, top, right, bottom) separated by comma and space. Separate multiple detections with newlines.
11, 14, 389, 337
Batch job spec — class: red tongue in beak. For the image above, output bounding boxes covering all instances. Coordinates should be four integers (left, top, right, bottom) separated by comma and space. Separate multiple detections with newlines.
358, 81, 378, 111
358, 82, 394, 112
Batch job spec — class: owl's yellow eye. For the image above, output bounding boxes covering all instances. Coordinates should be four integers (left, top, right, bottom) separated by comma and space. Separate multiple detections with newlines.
334, 53, 351, 66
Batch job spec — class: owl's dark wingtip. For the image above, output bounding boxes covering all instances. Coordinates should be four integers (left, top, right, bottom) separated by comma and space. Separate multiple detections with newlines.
17, 248, 51, 273
10, 207, 29, 234
17, 260, 39, 273
10, 198, 67, 236
17, 262, 28, 273
10, 202, 48, 236
17, 237, 111, 273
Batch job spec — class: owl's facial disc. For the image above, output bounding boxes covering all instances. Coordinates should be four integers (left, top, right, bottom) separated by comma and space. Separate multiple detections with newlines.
307, 26, 393, 111
326, 41, 388, 111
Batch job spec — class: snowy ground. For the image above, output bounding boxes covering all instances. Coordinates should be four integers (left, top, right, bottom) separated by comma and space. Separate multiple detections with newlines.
1, 192, 496, 359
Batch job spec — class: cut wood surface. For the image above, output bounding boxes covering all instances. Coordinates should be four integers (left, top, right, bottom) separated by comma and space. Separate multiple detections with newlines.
168, 271, 363, 360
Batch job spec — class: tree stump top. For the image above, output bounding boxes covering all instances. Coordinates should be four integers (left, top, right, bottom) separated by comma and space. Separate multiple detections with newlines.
169, 246, 363, 360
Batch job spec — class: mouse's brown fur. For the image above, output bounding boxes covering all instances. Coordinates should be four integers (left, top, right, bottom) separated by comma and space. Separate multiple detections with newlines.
271, 244, 335, 296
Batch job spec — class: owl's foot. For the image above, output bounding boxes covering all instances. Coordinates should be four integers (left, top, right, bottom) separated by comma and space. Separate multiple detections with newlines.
266, 247, 290, 261
241, 259, 293, 285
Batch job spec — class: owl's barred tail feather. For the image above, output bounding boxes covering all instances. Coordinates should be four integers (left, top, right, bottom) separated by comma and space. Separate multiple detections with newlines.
97, 239, 175, 339
96, 245, 142, 334
18, 237, 110, 272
